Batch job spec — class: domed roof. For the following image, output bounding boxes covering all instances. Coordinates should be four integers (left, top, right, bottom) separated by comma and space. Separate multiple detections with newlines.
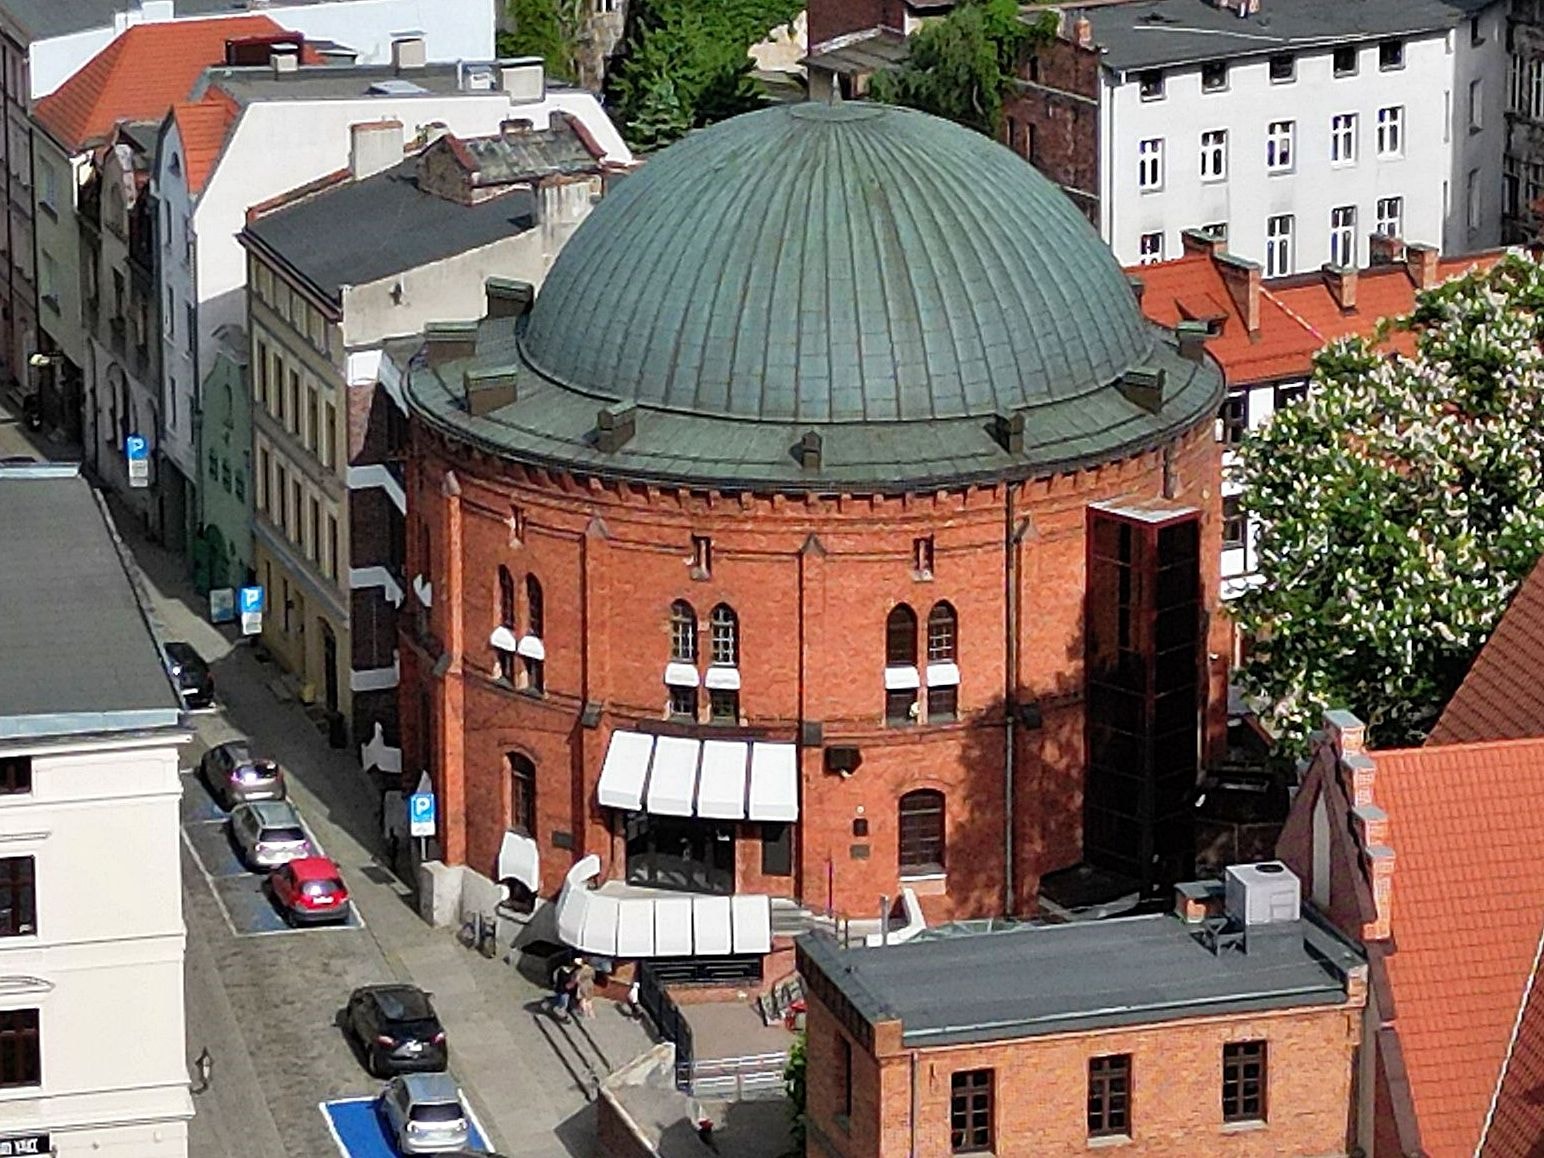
521, 102, 1153, 424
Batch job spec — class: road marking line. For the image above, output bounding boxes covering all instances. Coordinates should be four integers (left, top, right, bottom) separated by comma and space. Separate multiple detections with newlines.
317, 1097, 359, 1158
179, 825, 239, 937
460, 1087, 493, 1152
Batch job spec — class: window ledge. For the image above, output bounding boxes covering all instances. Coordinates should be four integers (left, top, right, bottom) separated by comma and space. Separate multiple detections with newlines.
899, 870, 945, 882
1221, 1119, 1267, 1133
1088, 1134, 1132, 1149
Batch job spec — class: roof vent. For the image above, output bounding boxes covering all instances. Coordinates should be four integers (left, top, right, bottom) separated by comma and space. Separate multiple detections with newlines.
424, 320, 479, 368
596, 402, 637, 452
368, 78, 428, 96
1175, 320, 1209, 364
992, 411, 1025, 454
391, 33, 427, 72
1118, 366, 1166, 413
797, 430, 822, 470
463, 365, 518, 416
499, 57, 546, 103
270, 48, 299, 76
1224, 862, 1301, 926
485, 278, 534, 320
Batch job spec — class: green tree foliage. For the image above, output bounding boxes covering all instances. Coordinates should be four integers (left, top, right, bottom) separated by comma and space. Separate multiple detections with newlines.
784, 1030, 807, 1150
869, 0, 1053, 135
606, 0, 803, 151
499, 0, 586, 84
1233, 254, 1544, 750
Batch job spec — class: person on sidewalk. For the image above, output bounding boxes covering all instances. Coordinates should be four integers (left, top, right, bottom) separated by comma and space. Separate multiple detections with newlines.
549, 959, 578, 1021
575, 958, 596, 1019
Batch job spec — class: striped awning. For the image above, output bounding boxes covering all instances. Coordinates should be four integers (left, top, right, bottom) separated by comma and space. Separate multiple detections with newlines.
596, 730, 798, 821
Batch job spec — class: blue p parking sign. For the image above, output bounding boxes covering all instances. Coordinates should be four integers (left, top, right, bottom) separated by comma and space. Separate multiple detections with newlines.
409, 792, 436, 838
238, 586, 264, 636
124, 434, 149, 489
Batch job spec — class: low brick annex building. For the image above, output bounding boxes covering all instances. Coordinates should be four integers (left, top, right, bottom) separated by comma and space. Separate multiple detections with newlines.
398, 100, 1229, 928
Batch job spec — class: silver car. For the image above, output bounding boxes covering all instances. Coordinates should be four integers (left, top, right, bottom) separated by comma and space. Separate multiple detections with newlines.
200, 741, 286, 809
378, 1072, 471, 1154
229, 800, 311, 870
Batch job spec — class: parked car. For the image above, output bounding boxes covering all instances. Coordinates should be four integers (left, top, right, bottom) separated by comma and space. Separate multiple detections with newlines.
228, 800, 311, 870
268, 856, 350, 926
377, 1072, 470, 1154
345, 984, 448, 1076
199, 740, 285, 809
164, 641, 214, 709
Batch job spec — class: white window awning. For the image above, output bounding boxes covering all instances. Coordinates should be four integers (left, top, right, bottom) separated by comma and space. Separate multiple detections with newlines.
693, 895, 733, 955
597, 731, 655, 811
731, 894, 772, 954
704, 665, 741, 691
596, 731, 799, 821
926, 662, 961, 687
556, 854, 602, 948
517, 635, 545, 660
496, 830, 540, 893
489, 625, 518, 651
645, 736, 700, 816
654, 895, 695, 957
885, 665, 920, 690
748, 742, 799, 822
616, 897, 656, 957
664, 661, 700, 687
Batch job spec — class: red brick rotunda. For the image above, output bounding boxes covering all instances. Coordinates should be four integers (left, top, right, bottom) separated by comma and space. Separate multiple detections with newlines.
399, 101, 1229, 940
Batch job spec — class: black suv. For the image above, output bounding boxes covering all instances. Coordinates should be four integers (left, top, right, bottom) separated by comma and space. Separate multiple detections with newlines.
344, 985, 447, 1076
164, 641, 214, 709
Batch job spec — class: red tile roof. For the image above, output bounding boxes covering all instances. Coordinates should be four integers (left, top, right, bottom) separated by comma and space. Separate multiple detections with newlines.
1429, 557, 1544, 747
171, 87, 243, 196
1130, 248, 1505, 387
1481, 953, 1544, 1157
1370, 738, 1544, 1156
32, 16, 293, 153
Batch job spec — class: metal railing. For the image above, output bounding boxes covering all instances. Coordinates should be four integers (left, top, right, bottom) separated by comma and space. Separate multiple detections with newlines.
679, 1051, 790, 1100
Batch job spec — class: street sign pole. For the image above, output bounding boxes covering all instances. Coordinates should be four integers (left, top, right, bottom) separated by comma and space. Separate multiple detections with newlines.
238, 585, 265, 637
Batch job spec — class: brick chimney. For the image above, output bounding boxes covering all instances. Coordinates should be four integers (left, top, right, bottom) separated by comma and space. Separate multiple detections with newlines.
1321, 263, 1357, 313
1216, 253, 1261, 336
349, 119, 404, 181
1405, 242, 1440, 290
1071, 14, 1093, 48
1369, 232, 1404, 267
1322, 709, 1395, 942
1181, 227, 1223, 258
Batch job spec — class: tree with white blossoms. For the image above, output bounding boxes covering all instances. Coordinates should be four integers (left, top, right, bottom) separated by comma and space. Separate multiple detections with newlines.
1233, 252, 1544, 750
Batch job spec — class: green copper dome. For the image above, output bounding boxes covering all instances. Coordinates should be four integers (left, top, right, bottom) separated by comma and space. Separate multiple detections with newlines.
521, 101, 1154, 424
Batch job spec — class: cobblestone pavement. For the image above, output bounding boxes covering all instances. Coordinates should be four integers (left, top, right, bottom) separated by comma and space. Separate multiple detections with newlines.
0, 405, 657, 1157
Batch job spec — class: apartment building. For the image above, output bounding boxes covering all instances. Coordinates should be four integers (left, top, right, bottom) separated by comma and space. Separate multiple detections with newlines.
1008, 0, 1506, 274
0, 463, 191, 1157
1506, 1, 1544, 242
0, 0, 494, 438
236, 109, 617, 753
153, 50, 629, 606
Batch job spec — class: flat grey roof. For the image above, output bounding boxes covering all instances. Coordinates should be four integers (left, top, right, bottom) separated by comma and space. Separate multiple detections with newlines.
4, 0, 384, 43
798, 910, 1363, 1047
197, 62, 515, 106
0, 465, 182, 741
1075, 0, 1492, 73
243, 159, 537, 304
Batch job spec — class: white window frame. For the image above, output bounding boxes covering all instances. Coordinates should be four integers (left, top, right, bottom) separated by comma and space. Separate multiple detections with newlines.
1138, 138, 1164, 191
1376, 195, 1403, 237
1329, 206, 1356, 267
1266, 121, 1294, 173
1377, 107, 1403, 157
1200, 129, 1227, 181
1469, 77, 1483, 131
1266, 214, 1293, 278
1467, 168, 1482, 231
1138, 231, 1164, 265
1330, 114, 1356, 165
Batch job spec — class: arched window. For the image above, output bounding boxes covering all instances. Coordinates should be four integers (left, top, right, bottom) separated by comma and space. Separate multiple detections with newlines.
885, 605, 919, 725
898, 789, 945, 874
926, 602, 959, 722
497, 566, 515, 628
709, 604, 739, 666
670, 600, 697, 663
508, 752, 536, 835
526, 575, 544, 639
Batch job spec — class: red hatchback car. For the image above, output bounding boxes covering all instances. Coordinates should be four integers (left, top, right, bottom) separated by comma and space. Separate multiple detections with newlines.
269, 857, 350, 925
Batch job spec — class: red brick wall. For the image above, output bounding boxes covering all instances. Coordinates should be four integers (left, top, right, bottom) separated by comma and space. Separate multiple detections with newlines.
806, 985, 1361, 1157
402, 418, 1225, 917
1003, 37, 1102, 225
807, 0, 907, 48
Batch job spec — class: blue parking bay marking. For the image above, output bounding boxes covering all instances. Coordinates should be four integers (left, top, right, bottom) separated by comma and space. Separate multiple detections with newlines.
181, 819, 249, 880
320, 1095, 490, 1157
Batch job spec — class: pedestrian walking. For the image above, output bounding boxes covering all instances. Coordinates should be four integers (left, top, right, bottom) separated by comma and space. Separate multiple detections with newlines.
549, 959, 577, 1020
575, 958, 596, 1019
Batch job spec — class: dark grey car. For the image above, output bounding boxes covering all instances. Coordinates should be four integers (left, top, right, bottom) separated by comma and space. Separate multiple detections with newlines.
200, 741, 286, 809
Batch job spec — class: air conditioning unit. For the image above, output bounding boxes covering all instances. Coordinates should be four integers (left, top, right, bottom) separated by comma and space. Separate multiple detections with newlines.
1225, 862, 1301, 926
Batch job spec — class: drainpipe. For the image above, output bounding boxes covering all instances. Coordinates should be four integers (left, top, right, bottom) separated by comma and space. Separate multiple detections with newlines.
1003, 483, 1018, 915
909, 1050, 919, 1158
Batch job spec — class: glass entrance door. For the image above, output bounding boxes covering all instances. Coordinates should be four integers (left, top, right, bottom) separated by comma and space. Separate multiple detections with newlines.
625, 813, 736, 895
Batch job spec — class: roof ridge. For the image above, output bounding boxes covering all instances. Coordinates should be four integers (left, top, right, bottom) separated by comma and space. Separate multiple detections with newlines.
1381, 734, 1544, 759
1478, 908, 1544, 1150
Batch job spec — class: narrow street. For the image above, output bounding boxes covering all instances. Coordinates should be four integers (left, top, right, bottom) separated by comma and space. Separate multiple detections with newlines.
0, 402, 655, 1158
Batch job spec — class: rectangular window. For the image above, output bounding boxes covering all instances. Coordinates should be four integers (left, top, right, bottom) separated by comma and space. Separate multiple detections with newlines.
927, 684, 959, 722
185, 303, 195, 354
1505, 158, 1520, 218
1201, 60, 1227, 92
256, 339, 269, 407
709, 687, 739, 724
1330, 113, 1356, 164
886, 688, 917, 726
287, 370, 300, 436
1514, 53, 1527, 113
1266, 121, 1294, 173
1333, 46, 1358, 76
1222, 1041, 1267, 1122
838, 1034, 854, 1119
668, 686, 697, 721
1468, 168, 1482, 230
1376, 195, 1403, 237
324, 403, 337, 468
1275, 382, 1308, 410
1087, 1054, 1131, 1138
1222, 494, 1246, 549
1137, 138, 1163, 190
308, 497, 321, 561
327, 514, 338, 581
1268, 53, 1294, 82
0, 756, 31, 795
761, 822, 793, 876
1138, 69, 1164, 100
0, 857, 35, 937
1266, 215, 1293, 278
1472, 14, 1485, 45
1469, 77, 1484, 131
1531, 58, 1543, 119
1377, 106, 1403, 156
1138, 231, 1164, 265
1219, 390, 1248, 445
1379, 39, 1404, 70
1330, 205, 1356, 267
690, 535, 712, 577
950, 1070, 993, 1153
913, 536, 935, 577
276, 463, 288, 530
259, 448, 271, 515
306, 387, 318, 454
899, 792, 945, 872
1200, 128, 1227, 180
1201, 221, 1228, 242
0, 1009, 40, 1089
291, 480, 302, 545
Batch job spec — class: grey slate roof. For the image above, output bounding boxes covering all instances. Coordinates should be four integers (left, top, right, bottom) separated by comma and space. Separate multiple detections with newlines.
0, 465, 182, 741
522, 102, 1154, 424
1078, 0, 1493, 73
195, 62, 515, 107
797, 910, 1364, 1047
449, 126, 600, 187
244, 160, 538, 305
2, 0, 381, 42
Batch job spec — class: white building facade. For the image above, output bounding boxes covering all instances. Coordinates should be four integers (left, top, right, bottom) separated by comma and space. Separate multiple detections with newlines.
0, 465, 191, 1158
